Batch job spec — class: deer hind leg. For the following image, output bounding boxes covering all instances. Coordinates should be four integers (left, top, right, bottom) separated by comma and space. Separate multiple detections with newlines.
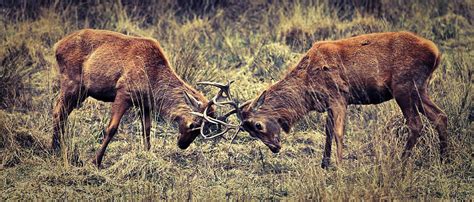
140, 107, 151, 151
394, 88, 423, 160
52, 84, 86, 152
321, 100, 347, 169
93, 94, 130, 167
417, 90, 449, 162
321, 116, 334, 169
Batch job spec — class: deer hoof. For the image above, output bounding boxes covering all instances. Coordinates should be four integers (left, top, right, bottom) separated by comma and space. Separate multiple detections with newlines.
321, 158, 331, 169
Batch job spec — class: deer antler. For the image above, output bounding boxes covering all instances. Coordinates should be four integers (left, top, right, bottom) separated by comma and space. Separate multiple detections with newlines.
189, 80, 244, 140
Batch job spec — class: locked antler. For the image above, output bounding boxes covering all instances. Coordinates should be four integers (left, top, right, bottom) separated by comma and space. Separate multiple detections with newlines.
189, 80, 244, 140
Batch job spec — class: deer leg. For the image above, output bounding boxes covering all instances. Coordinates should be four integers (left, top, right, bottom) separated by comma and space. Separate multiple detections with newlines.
417, 90, 449, 162
52, 98, 71, 152
140, 107, 151, 151
321, 112, 334, 169
332, 102, 347, 166
52, 87, 85, 152
394, 90, 423, 160
93, 96, 130, 167
321, 101, 347, 169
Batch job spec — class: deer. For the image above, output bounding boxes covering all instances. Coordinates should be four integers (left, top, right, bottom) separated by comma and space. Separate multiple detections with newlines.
52, 29, 213, 167
234, 31, 448, 168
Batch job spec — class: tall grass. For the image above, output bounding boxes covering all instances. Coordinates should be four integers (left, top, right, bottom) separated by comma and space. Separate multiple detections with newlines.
0, 0, 472, 200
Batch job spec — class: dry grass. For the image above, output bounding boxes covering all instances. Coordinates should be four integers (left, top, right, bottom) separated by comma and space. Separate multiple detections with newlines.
0, 0, 472, 200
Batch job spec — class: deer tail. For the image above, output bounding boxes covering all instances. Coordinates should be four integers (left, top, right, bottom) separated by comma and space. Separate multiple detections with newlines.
432, 52, 442, 73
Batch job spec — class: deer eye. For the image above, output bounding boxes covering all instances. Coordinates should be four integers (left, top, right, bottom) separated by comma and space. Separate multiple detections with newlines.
255, 122, 263, 131
188, 122, 199, 129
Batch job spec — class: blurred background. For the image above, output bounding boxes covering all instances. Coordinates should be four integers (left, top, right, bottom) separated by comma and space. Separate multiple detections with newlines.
0, 0, 472, 200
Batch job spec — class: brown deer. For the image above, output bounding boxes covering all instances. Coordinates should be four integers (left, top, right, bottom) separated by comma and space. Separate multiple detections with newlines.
239, 31, 448, 168
52, 29, 211, 167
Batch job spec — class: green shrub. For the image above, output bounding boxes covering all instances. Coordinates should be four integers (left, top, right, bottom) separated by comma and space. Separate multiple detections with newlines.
248, 43, 299, 82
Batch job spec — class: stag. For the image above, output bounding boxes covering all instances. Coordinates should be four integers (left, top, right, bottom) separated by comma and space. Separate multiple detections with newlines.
237, 31, 448, 168
52, 29, 211, 167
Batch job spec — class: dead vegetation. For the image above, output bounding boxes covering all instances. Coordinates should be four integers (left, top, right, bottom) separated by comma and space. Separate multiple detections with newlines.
0, 0, 472, 200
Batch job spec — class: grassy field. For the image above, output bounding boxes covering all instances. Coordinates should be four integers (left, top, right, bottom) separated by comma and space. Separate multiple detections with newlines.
1, 0, 472, 200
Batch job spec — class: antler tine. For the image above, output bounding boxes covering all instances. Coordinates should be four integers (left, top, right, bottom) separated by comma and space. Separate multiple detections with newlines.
230, 127, 242, 143
198, 80, 234, 101
218, 109, 237, 121
199, 121, 207, 138
214, 99, 242, 122
197, 80, 234, 89
205, 114, 239, 127
195, 109, 226, 139
215, 99, 239, 107
190, 103, 218, 125
201, 126, 233, 139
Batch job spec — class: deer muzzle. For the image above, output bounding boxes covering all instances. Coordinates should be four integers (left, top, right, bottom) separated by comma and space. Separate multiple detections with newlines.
263, 137, 281, 153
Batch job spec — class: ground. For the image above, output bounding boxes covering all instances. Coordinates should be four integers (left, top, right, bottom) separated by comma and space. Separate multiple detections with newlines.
0, 0, 472, 200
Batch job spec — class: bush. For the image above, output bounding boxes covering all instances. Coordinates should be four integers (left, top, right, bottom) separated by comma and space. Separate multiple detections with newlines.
337, 16, 388, 38
248, 43, 299, 82
0, 43, 39, 109
170, 41, 220, 86
432, 13, 471, 40
0, 111, 49, 167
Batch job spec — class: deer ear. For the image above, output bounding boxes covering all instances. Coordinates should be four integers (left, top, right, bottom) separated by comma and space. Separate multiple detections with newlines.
183, 91, 201, 110
252, 90, 266, 111
278, 118, 291, 133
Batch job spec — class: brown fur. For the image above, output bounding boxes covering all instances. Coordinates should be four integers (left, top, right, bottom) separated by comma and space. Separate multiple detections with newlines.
52, 29, 210, 167
241, 31, 448, 168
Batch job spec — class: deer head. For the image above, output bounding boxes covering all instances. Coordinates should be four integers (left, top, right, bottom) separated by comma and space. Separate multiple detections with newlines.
239, 90, 292, 153
176, 90, 213, 149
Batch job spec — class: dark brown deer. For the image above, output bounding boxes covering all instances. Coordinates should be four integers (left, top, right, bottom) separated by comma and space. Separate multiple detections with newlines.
52, 29, 211, 167
239, 31, 448, 168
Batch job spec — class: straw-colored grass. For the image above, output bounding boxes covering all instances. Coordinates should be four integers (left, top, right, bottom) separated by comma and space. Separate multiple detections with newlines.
1, 0, 472, 200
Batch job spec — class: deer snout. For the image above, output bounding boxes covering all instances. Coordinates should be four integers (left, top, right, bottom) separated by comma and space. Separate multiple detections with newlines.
266, 141, 281, 153
262, 135, 281, 153
177, 134, 194, 149
177, 121, 200, 149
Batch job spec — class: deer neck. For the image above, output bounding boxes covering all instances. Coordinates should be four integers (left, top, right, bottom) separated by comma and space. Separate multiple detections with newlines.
151, 72, 196, 123
259, 77, 313, 127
